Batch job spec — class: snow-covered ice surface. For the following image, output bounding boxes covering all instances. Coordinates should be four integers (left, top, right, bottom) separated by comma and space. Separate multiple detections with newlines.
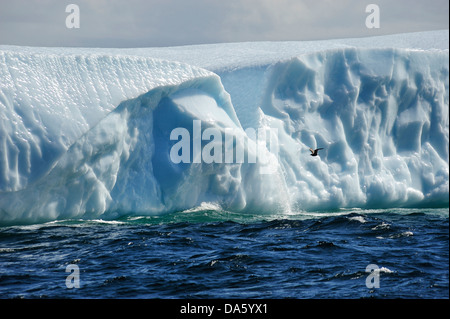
0, 30, 448, 225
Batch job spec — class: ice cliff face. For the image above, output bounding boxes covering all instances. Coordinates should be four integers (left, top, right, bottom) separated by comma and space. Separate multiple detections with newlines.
0, 52, 221, 192
0, 31, 448, 224
259, 48, 448, 210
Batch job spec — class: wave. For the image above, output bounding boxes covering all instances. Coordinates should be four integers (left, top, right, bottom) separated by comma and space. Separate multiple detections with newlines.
0, 37, 448, 225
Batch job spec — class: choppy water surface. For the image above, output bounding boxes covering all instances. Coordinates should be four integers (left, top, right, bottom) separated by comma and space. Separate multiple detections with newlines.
0, 208, 448, 299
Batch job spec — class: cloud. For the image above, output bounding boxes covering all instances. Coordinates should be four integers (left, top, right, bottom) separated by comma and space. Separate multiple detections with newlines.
0, 0, 448, 47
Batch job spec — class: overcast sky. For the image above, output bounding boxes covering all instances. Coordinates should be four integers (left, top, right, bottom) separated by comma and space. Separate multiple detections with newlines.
0, 0, 448, 47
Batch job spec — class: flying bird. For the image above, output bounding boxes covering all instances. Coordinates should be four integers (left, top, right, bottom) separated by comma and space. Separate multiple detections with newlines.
309, 148, 323, 156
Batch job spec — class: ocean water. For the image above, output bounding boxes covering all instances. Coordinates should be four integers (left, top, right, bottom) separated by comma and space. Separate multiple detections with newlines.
0, 208, 447, 299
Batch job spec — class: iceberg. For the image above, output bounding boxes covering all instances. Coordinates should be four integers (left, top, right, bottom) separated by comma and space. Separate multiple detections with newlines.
0, 30, 448, 224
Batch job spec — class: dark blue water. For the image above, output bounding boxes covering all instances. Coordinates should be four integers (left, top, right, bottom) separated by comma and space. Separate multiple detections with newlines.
0, 208, 448, 299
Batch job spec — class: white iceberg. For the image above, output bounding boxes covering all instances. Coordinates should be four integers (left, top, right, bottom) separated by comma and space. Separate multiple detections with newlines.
0, 30, 448, 224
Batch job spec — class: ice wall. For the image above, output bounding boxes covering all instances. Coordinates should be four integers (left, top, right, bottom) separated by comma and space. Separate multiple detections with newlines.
0, 48, 279, 224
0, 33, 448, 224
258, 48, 449, 210
0, 50, 224, 192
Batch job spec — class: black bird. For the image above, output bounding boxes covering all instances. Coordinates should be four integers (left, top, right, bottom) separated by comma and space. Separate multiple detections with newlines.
309, 148, 323, 156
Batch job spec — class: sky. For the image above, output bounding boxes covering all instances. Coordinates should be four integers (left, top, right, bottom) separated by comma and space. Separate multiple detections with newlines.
0, 0, 448, 47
